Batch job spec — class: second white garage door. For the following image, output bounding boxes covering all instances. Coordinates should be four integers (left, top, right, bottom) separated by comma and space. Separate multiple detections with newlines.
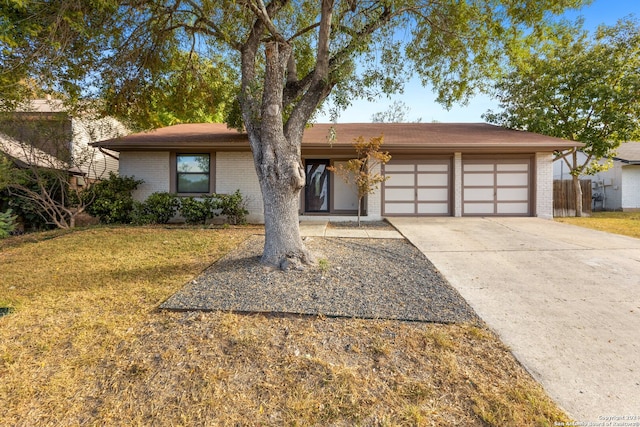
463, 158, 531, 216
383, 159, 451, 215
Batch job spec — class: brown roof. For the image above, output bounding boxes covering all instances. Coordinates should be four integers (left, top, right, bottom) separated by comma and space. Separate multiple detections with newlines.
614, 142, 640, 163
93, 122, 581, 153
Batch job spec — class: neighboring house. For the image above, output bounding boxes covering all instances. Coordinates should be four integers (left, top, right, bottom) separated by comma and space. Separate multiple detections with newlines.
553, 142, 640, 211
93, 122, 580, 223
0, 132, 84, 176
0, 99, 125, 184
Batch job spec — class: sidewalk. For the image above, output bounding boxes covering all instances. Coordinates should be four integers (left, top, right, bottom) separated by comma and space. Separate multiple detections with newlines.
299, 221, 403, 239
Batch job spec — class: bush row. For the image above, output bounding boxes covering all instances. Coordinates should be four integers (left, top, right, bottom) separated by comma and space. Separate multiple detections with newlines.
85, 174, 249, 226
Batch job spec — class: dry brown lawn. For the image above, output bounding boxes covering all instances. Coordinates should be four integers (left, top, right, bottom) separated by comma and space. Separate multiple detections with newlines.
555, 211, 640, 238
0, 226, 570, 426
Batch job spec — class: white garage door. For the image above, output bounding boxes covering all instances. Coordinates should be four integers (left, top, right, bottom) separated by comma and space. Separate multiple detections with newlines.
463, 159, 531, 216
383, 160, 451, 216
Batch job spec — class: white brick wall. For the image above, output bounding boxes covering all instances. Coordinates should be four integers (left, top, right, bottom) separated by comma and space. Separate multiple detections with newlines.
621, 165, 640, 210
215, 152, 265, 223
536, 152, 554, 219
119, 151, 170, 201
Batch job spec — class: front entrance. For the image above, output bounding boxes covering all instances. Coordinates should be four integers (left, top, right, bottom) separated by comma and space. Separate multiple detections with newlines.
305, 159, 330, 212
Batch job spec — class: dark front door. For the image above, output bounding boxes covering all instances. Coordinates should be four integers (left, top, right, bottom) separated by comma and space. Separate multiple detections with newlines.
305, 160, 330, 212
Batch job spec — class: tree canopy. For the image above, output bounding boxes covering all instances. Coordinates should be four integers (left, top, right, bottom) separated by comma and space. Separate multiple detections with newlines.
484, 17, 640, 175
484, 17, 640, 216
1, 0, 591, 266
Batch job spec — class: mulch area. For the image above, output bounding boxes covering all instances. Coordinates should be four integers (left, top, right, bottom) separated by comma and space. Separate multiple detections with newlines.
161, 234, 480, 324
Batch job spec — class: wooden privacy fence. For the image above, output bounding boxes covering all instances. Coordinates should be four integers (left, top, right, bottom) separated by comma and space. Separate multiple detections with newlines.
553, 179, 592, 217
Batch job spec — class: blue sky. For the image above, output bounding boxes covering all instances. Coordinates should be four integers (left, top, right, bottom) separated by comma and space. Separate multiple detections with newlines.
317, 0, 640, 123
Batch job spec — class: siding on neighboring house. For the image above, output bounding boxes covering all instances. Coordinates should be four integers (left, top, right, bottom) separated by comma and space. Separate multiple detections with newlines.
71, 117, 124, 179
621, 165, 640, 210
119, 151, 170, 201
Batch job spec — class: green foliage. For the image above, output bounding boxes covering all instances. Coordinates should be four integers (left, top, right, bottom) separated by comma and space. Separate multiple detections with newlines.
0, 162, 65, 231
1, 0, 590, 123
216, 190, 249, 225
179, 196, 217, 225
83, 173, 143, 224
132, 192, 180, 225
130, 190, 248, 226
0, 209, 17, 238
484, 18, 640, 176
102, 50, 239, 130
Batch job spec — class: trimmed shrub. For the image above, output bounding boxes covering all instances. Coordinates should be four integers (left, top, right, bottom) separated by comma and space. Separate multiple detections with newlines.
84, 173, 144, 224
179, 196, 216, 225
217, 190, 249, 225
133, 192, 180, 224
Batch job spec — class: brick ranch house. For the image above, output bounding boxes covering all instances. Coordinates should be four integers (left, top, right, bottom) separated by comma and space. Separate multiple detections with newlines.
92, 122, 581, 223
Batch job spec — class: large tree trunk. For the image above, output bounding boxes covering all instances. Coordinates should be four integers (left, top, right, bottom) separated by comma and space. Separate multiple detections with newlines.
239, 4, 335, 269
245, 41, 314, 269
257, 151, 314, 269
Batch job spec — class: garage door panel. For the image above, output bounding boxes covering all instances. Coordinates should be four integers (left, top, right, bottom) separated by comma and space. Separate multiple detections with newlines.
464, 164, 494, 172
384, 203, 415, 214
497, 173, 528, 186
418, 203, 449, 214
418, 164, 448, 172
497, 188, 529, 201
418, 188, 449, 201
383, 159, 451, 216
464, 188, 494, 201
385, 188, 414, 201
385, 174, 414, 186
464, 173, 494, 186
385, 164, 415, 172
463, 158, 531, 216
497, 203, 529, 214
497, 163, 528, 172
464, 203, 495, 214
417, 173, 448, 186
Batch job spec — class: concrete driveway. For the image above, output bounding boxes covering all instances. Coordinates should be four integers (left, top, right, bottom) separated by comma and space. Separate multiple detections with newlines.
388, 217, 640, 422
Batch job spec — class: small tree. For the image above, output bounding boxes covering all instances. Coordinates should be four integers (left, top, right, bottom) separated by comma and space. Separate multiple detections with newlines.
328, 135, 391, 226
0, 116, 104, 229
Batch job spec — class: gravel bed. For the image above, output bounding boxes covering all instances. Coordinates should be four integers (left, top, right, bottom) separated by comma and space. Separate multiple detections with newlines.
161, 235, 480, 324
